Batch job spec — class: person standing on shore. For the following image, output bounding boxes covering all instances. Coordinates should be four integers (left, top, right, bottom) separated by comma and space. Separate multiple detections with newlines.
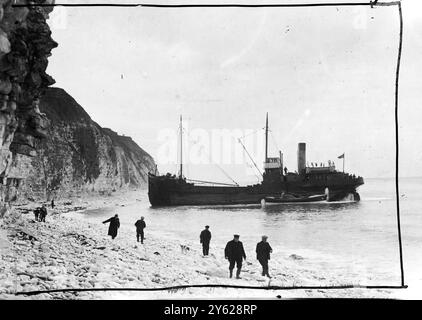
224, 234, 246, 279
199, 225, 211, 256
103, 214, 120, 240
34, 207, 40, 221
134, 216, 146, 243
39, 204, 47, 222
51, 199, 55, 209
256, 235, 272, 278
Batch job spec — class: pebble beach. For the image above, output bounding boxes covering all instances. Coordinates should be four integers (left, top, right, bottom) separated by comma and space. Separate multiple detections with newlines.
0, 191, 401, 300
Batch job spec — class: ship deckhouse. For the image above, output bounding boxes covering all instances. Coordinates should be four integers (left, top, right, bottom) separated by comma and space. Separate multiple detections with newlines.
264, 157, 282, 170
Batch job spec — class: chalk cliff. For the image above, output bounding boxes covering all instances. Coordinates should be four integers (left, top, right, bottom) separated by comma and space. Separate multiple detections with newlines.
10, 87, 155, 200
0, 0, 56, 213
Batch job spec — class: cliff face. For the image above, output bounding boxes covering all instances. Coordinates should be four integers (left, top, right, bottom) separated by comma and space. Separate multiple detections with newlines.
10, 87, 155, 200
0, 1, 56, 211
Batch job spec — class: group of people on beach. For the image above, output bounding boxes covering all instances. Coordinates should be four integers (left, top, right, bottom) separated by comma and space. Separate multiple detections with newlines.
102, 214, 146, 244
33, 200, 55, 222
102, 215, 272, 279
201, 225, 272, 279
33, 204, 48, 222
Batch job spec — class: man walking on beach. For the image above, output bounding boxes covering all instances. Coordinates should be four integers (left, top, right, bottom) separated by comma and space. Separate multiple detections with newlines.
224, 234, 246, 279
103, 214, 120, 240
200, 225, 211, 256
135, 216, 146, 243
256, 235, 273, 278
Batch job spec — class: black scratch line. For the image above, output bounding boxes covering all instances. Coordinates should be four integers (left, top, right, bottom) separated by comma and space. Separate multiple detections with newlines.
15, 284, 408, 296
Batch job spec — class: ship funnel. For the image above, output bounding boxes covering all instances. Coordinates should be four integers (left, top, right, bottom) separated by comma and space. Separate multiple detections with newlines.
297, 143, 306, 174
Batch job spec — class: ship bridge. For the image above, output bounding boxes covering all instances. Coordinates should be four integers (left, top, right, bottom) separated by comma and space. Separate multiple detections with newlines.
264, 157, 282, 170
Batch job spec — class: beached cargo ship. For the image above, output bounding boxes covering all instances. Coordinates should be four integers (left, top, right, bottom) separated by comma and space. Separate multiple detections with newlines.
148, 115, 363, 206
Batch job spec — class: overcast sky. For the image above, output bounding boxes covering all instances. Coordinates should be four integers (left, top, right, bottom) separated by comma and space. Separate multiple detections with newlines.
46, 0, 422, 184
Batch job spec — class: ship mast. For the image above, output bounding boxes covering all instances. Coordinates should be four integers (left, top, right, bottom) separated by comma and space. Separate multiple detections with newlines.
179, 115, 183, 179
265, 112, 269, 163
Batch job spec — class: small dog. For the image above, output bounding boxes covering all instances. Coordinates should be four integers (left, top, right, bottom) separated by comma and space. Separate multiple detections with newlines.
180, 244, 190, 254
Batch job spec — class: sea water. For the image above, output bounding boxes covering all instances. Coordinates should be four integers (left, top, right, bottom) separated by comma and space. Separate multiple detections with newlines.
79, 177, 422, 294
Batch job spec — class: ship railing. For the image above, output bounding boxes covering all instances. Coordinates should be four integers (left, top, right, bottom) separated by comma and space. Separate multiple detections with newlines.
186, 178, 239, 187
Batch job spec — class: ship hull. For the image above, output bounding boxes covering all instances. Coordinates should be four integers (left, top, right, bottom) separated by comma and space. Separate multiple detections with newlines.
148, 174, 362, 207
148, 178, 276, 206
151, 191, 273, 206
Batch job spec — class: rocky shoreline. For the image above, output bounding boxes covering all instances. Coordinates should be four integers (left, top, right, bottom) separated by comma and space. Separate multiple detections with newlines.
0, 193, 397, 300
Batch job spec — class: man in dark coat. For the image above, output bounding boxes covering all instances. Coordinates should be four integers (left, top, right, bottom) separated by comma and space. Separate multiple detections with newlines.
134, 216, 146, 243
200, 225, 211, 256
256, 235, 273, 278
34, 207, 40, 221
103, 214, 120, 240
39, 204, 47, 222
224, 234, 246, 279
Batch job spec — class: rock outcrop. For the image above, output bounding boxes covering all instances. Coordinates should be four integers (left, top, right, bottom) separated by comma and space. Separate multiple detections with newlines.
9, 87, 155, 201
0, 0, 56, 214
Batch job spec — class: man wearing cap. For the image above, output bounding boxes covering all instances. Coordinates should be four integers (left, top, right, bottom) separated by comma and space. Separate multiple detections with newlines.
135, 216, 146, 243
200, 225, 212, 256
256, 235, 273, 278
224, 234, 247, 279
